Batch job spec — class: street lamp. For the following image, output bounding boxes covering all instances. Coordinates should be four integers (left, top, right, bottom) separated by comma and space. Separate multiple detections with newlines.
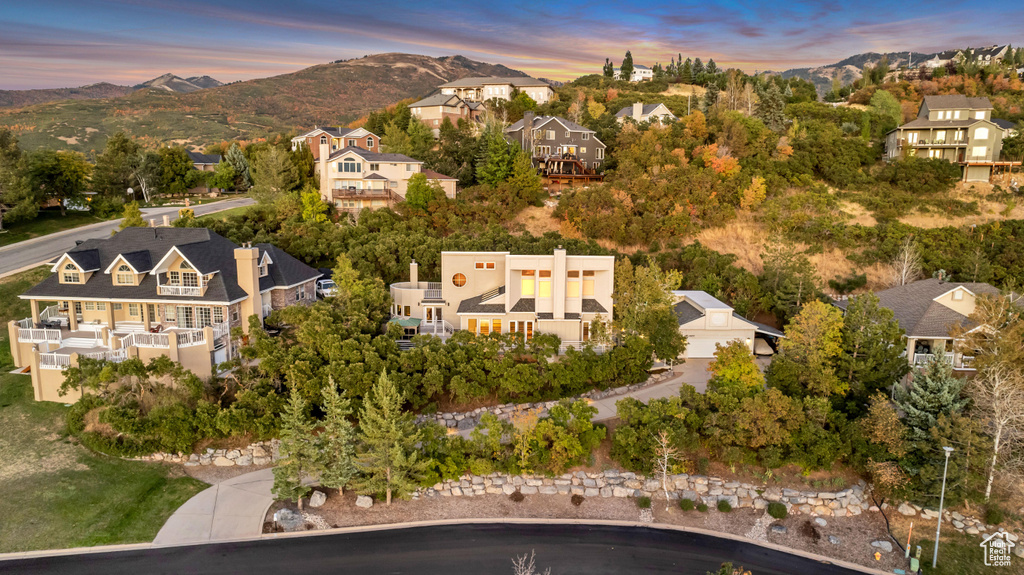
932, 446, 954, 568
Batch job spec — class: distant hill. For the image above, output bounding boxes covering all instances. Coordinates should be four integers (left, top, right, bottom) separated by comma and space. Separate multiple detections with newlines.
781, 51, 937, 97
0, 82, 134, 109
133, 73, 224, 93
0, 53, 528, 153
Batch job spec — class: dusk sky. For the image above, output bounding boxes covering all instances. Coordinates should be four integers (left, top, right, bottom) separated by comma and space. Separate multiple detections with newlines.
2, 0, 1023, 90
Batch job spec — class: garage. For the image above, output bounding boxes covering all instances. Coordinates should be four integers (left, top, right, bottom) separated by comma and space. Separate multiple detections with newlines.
682, 337, 731, 358
672, 290, 783, 361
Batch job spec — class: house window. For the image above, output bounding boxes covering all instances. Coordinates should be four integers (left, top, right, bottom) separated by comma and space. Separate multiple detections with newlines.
907, 132, 919, 144
583, 321, 590, 341
129, 303, 140, 317
147, 304, 155, 320
492, 319, 501, 334
467, 318, 477, 333
565, 131, 570, 138
404, 305, 411, 316
545, 130, 555, 140
452, 273, 467, 287
348, 139, 356, 147
582, 133, 590, 140
116, 264, 134, 285
296, 285, 305, 301
214, 307, 224, 323
975, 111, 985, 120
538, 270, 552, 298
596, 148, 604, 160
114, 303, 123, 311
367, 136, 374, 148
259, 263, 268, 277
183, 272, 199, 287
953, 290, 964, 301
581, 147, 587, 155
369, 163, 380, 171
62, 263, 81, 284
975, 127, 989, 140
169, 271, 180, 285
568, 280, 580, 298
583, 270, 595, 297
934, 131, 946, 143
937, 111, 946, 120
475, 262, 495, 270
176, 305, 194, 328
164, 305, 174, 321
371, 199, 385, 206
521, 270, 535, 297
97, 302, 106, 311
231, 307, 239, 322
320, 135, 327, 145
197, 307, 212, 327
84, 302, 95, 311
341, 159, 361, 173
954, 110, 961, 119
973, 146, 987, 157
74, 302, 82, 315
479, 319, 490, 336
955, 130, 964, 142
406, 164, 414, 172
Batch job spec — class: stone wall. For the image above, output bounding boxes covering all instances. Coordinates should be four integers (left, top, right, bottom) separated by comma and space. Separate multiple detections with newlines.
416, 370, 676, 431
133, 439, 279, 468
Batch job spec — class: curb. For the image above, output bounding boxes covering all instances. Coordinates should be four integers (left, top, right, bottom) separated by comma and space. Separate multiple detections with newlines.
0, 517, 894, 574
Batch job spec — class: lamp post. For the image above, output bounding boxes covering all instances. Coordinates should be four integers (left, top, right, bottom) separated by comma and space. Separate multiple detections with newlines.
932, 446, 954, 568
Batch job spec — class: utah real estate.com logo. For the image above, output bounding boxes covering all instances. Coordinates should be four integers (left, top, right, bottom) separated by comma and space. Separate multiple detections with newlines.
980, 531, 1014, 567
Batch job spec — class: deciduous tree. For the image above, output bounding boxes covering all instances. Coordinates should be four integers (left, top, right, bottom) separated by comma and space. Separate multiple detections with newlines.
707, 341, 764, 397
27, 149, 92, 216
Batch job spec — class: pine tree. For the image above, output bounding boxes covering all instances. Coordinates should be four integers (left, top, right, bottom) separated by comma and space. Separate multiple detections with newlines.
273, 390, 317, 509
701, 84, 720, 112
706, 59, 718, 75
681, 59, 693, 84
354, 371, 424, 505
835, 294, 910, 414
506, 148, 543, 204
895, 355, 968, 441
316, 379, 358, 495
225, 143, 252, 190
620, 50, 634, 81
755, 82, 787, 132
476, 122, 514, 186
603, 58, 614, 78
693, 58, 705, 77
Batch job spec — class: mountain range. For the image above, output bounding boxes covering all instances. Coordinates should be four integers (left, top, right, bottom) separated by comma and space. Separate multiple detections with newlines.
0, 73, 224, 109
780, 51, 938, 96
0, 53, 527, 152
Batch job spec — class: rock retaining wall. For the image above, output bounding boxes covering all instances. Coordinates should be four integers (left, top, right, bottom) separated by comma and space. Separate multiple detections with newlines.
416, 371, 675, 430
133, 439, 280, 467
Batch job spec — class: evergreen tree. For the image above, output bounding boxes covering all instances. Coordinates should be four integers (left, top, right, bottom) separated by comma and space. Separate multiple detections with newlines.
755, 82, 787, 132
316, 379, 358, 495
701, 84, 720, 112
273, 391, 318, 509
506, 148, 543, 204
117, 201, 146, 231
92, 132, 140, 197
706, 59, 718, 75
895, 355, 968, 441
603, 58, 614, 78
475, 122, 514, 186
620, 50, 635, 81
668, 57, 676, 78
225, 143, 252, 190
835, 294, 910, 414
681, 59, 693, 84
693, 57, 705, 77
784, 84, 794, 99
354, 371, 425, 505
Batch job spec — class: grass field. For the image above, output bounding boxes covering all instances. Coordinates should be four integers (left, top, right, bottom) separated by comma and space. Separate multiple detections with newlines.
0, 266, 205, 553
0, 210, 113, 248
196, 204, 251, 222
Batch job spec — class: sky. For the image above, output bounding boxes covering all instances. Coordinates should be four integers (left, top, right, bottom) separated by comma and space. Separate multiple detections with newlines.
1, 0, 1023, 90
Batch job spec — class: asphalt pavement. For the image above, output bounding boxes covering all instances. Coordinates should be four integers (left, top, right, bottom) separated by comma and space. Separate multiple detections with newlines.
1, 523, 872, 575
0, 198, 254, 277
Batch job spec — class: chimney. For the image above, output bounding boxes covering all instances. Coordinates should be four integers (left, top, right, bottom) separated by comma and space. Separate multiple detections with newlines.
162, 214, 170, 226
553, 247, 566, 320
234, 246, 261, 334
410, 260, 419, 287
633, 102, 644, 122
318, 139, 330, 201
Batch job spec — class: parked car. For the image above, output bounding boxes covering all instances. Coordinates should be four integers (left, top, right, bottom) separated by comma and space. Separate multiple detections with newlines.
316, 278, 337, 298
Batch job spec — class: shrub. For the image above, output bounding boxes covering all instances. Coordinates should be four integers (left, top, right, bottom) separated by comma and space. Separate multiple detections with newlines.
697, 503, 709, 512
717, 500, 733, 512
984, 506, 1004, 525
636, 496, 652, 509
697, 457, 710, 476
679, 498, 695, 511
571, 494, 585, 507
767, 501, 788, 519
509, 490, 525, 503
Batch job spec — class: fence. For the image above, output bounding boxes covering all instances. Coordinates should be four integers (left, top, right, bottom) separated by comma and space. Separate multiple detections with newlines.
39, 353, 71, 370
176, 330, 206, 347
121, 332, 170, 348
17, 328, 62, 343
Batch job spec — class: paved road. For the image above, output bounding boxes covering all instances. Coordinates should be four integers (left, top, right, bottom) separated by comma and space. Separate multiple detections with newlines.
0, 198, 254, 277
1, 523, 871, 575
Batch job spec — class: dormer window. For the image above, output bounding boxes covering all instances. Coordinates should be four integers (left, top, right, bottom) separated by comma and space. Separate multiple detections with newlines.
116, 264, 134, 285
366, 136, 374, 148
259, 263, 268, 277
320, 135, 327, 145
62, 263, 81, 284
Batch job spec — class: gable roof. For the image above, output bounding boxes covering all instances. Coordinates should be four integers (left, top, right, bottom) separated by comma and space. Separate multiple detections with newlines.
103, 250, 153, 274
256, 244, 322, 291
294, 126, 355, 140
674, 300, 705, 325
921, 95, 993, 112
615, 103, 673, 118
326, 146, 423, 163
186, 151, 221, 165
409, 93, 464, 108
53, 249, 101, 273
505, 115, 595, 134
422, 168, 456, 180
439, 76, 550, 89
992, 118, 1017, 130
973, 45, 1008, 59
833, 278, 1000, 338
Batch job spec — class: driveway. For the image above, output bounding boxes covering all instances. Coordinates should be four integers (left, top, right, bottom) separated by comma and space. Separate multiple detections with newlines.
0, 197, 254, 277
153, 467, 275, 545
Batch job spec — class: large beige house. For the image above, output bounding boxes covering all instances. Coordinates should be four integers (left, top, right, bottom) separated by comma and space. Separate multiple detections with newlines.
317, 142, 456, 217
408, 94, 483, 137
7, 228, 321, 402
885, 95, 1017, 182
833, 278, 999, 371
438, 77, 554, 105
389, 249, 613, 346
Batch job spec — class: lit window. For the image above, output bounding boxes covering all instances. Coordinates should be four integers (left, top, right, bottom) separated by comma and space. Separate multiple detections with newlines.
452, 273, 467, 287
467, 318, 477, 333
492, 319, 501, 334
975, 127, 989, 140
521, 270, 535, 296
568, 281, 580, 298
475, 262, 496, 270
116, 264, 133, 285
583, 322, 591, 341
975, 111, 985, 120
583, 270, 595, 297
538, 270, 552, 298
404, 305, 410, 316
479, 319, 490, 336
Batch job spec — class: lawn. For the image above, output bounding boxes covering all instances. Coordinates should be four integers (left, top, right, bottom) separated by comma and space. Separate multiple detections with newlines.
0, 210, 113, 248
0, 267, 206, 553
196, 204, 252, 222
891, 517, 1013, 574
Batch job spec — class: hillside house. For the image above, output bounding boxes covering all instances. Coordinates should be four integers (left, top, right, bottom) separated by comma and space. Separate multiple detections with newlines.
186, 151, 222, 195
612, 65, 653, 82
291, 127, 379, 159
672, 291, 782, 359
408, 94, 484, 137
316, 142, 456, 217
884, 95, 1018, 181
7, 228, 321, 402
615, 102, 677, 125
504, 112, 606, 179
389, 249, 613, 347
438, 77, 553, 104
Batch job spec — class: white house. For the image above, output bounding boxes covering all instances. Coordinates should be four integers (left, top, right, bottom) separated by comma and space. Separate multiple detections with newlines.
672, 291, 782, 358
615, 102, 678, 125
612, 65, 653, 82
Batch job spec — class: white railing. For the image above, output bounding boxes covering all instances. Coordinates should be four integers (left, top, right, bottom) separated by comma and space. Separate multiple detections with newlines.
39, 353, 71, 370
913, 353, 956, 366
177, 330, 206, 347
212, 321, 230, 340
121, 332, 170, 348
420, 320, 455, 336
424, 289, 442, 300
158, 285, 202, 296
559, 341, 609, 355
16, 318, 33, 328
39, 305, 66, 323
17, 328, 63, 343
262, 304, 272, 318
81, 349, 128, 363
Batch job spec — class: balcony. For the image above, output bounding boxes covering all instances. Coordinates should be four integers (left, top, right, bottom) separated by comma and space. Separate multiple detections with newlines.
913, 353, 975, 370
158, 284, 202, 296
391, 281, 444, 303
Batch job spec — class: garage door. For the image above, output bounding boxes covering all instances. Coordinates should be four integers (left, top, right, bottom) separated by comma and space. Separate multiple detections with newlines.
684, 338, 722, 358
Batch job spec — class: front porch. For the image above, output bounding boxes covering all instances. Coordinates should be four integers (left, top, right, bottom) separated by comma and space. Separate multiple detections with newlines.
906, 337, 975, 371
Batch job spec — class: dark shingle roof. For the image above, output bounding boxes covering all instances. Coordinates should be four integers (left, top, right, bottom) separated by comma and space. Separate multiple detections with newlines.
921, 95, 993, 111
510, 298, 534, 312
256, 244, 322, 291
326, 146, 423, 163
582, 299, 608, 314
894, 118, 985, 130
837, 278, 1000, 338
674, 300, 704, 325
438, 76, 550, 88
739, 314, 785, 337
505, 115, 595, 134
993, 118, 1017, 130
615, 103, 671, 118
409, 94, 462, 108
65, 249, 101, 271
23, 227, 318, 304
186, 151, 221, 165
457, 286, 507, 314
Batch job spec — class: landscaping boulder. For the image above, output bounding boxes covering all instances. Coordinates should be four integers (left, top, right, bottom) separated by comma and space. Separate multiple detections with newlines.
828, 535, 840, 545
308, 490, 327, 508
814, 517, 827, 527
355, 495, 373, 508
871, 540, 893, 553
897, 502, 917, 516
213, 456, 234, 467
274, 508, 305, 532
771, 525, 787, 535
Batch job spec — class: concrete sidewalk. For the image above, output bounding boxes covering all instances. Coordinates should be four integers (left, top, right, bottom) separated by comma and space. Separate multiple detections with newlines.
153, 467, 275, 545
